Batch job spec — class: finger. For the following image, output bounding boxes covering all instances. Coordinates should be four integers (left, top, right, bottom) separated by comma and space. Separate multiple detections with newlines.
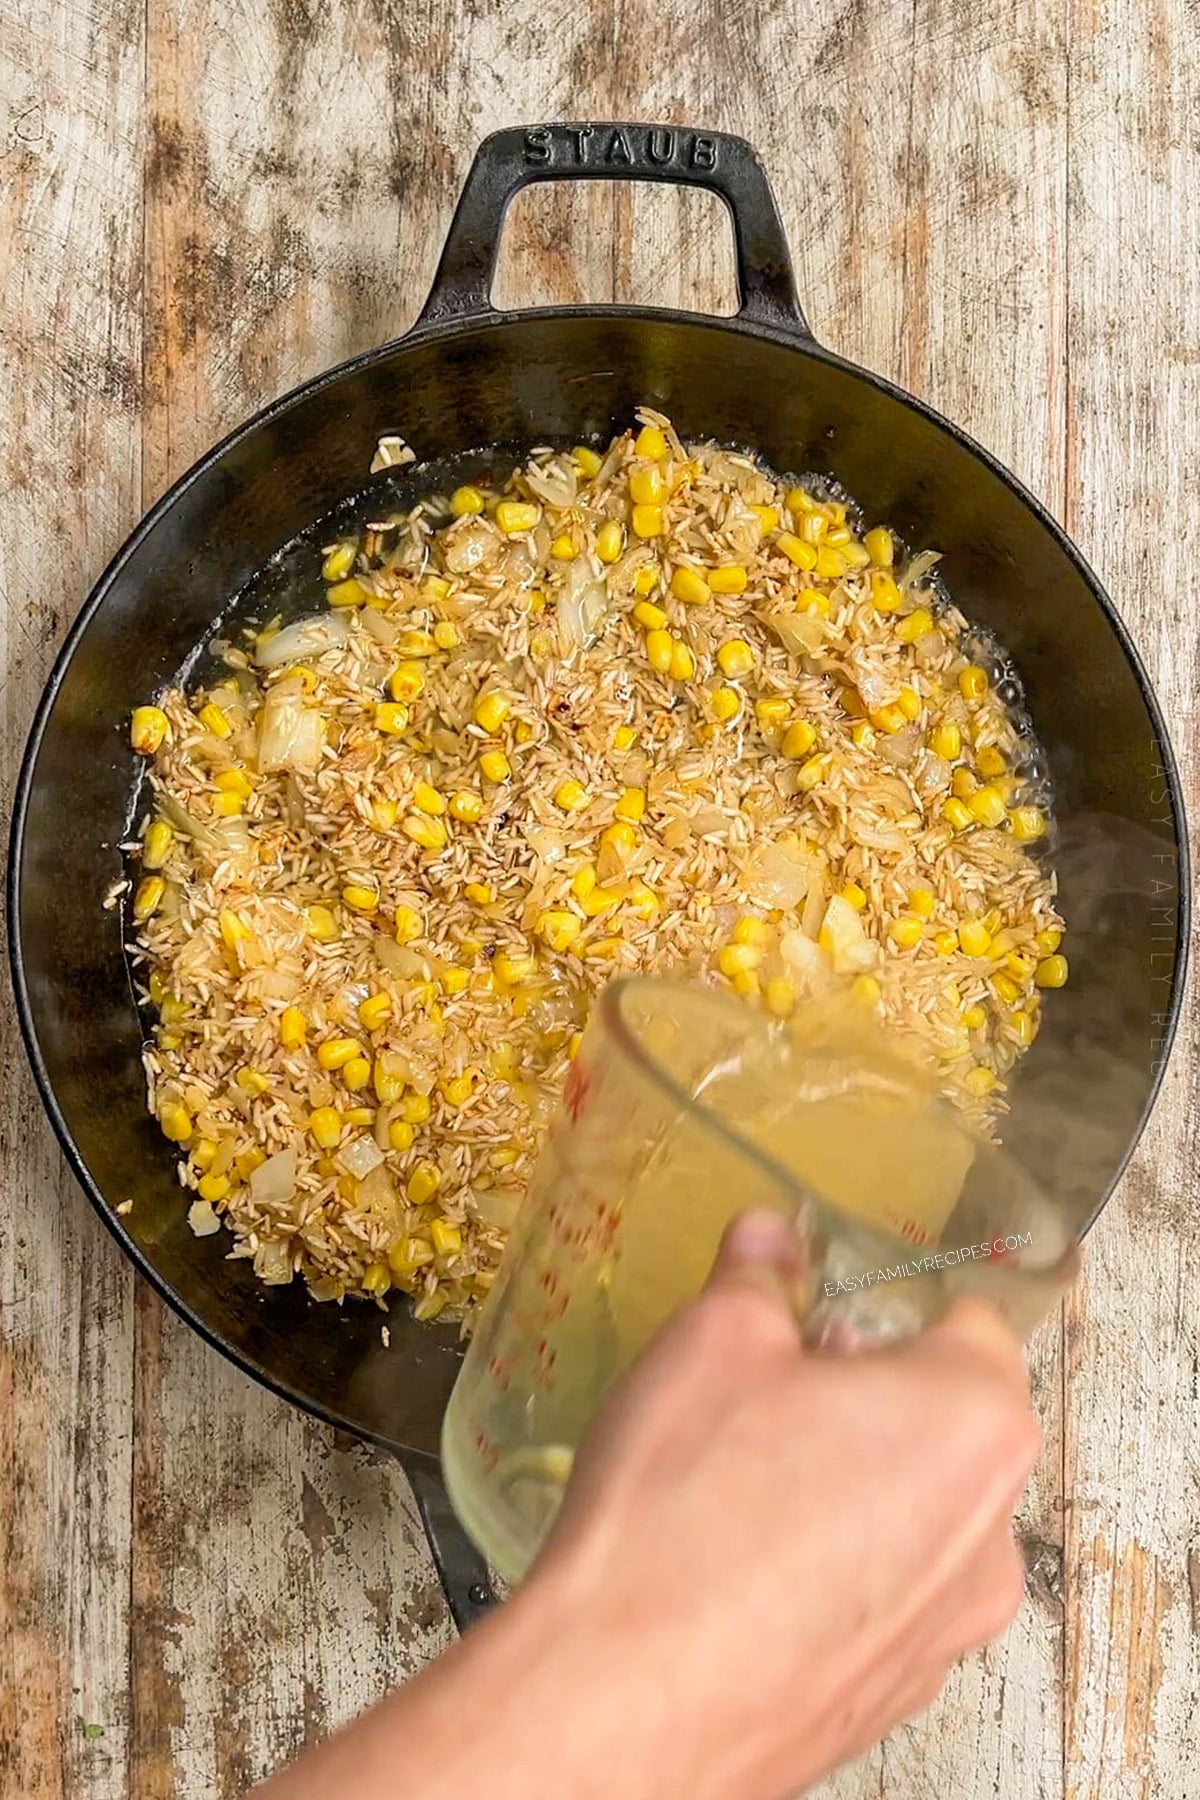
707, 1208, 808, 1305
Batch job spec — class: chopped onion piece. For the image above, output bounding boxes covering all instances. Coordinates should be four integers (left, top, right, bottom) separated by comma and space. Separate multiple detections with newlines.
375, 939, 430, 979
899, 549, 942, 592
187, 1199, 222, 1237
524, 462, 578, 509
250, 1145, 297, 1206
337, 1135, 385, 1181
742, 836, 816, 909
257, 691, 324, 773
254, 610, 351, 668
253, 1240, 293, 1285
558, 560, 609, 655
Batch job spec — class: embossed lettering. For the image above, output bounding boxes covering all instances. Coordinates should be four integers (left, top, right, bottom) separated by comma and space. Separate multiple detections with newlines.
605, 127, 633, 165
524, 127, 552, 165
646, 128, 676, 165
568, 125, 594, 163
691, 134, 718, 170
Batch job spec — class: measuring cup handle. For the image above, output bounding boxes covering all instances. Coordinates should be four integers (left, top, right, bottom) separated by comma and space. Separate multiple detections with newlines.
407, 1459, 498, 1631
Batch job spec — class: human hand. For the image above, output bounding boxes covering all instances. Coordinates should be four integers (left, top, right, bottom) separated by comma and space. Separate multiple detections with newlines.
525, 1209, 1050, 1800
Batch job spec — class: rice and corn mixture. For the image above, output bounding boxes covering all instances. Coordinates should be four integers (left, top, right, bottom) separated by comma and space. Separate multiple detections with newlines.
126, 409, 1069, 1324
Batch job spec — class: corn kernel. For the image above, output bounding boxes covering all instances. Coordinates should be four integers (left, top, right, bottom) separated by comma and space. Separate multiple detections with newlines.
1011, 806, 1047, 843
317, 1037, 360, 1072
430, 1218, 463, 1258
851, 974, 882, 1007
732, 916, 769, 947
141, 819, 175, 875
326, 577, 370, 608
387, 1118, 415, 1152
159, 1100, 193, 1143
929, 721, 962, 761
190, 1137, 218, 1172
889, 915, 924, 949
451, 485, 486, 517
796, 587, 830, 615
403, 812, 448, 851
645, 628, 674, 674
571, 864, 597, 901
196, 702, 231, 740
389, 661, 426, 703
895, 609, 933, 646
215, 766, 255, 799
412, 1292, 448, 1322
440, 965, 469, 996
132, 876, 165, 922
609, 788, 644, 827
367, 798, 397, 833
716, 639, 754, 679
730, 969, 759, 998
130, 706, 169, 755
968, 785, 1008, 829
1011, 1010, 1039, 1047
392, 904, 422, 945
419, 574, 452, 602
781, 719, 817, 759
273, 1006, 306, 1051
374, 701, 410, 735
595, 519, 626, 562
872, 704, 907, 735
630, 464, 666, 507
784, 485, 815, 518
776, 530, 818, 571
309, 1107, 342, 1148
1034, 953, 1069, 989
400, 1092, 432, 1125
473, 690, 510, 735
712, 686, 742, 723
479, 749, 511, 784
955, 768, 980, 799
964, 1066, 997, 1098
850, 721, 875, 750
342, 882, 379, 913
975, 744, 1007, 778
494, 950, 538, 985
991, 973, 1022, 1006
550, 532, 577, 561
958, 918, 992, 958
760, 974, 795, 1018
863, 526, 894, 567
908, 886, 936, 919
895, 687, 921, 723
460, 884, 492, 909
495, 500, 540, 535
410, 783, 445, 819
440, 1072, 475, 1109
337, 1055, 369, 1092
963, 1003, 988, 1031
354, 992, 390, 1033
669, 640, 695, 681
752, 696, 788, 734
717, 941, 763, 978
943, 797, 974, 832
749, 504, 780, 534
869, 572, 904, 613
633, 566, 659, 597
537, 910, 583, 952
554, 777, 589, 812
579, 885, 623, 917
670, 566, 710, 606
322, 541, 358, 582
406, 1162, 441, 1205
601, 820, 637, 859
1035, 927, 1062, 955
708, 564, 748, 596
814, 545, 847, 579
930, 929, 957, 957
628, 881, 658, 918
631, 504, 663, 539
212, 790, 244, 816
1005, 952, 1036, 984
795, 752, 832, 791
300, 904, 337, 943
630, 602, 666, 633
634, 423, 668, 460
236, 1067, 270, 1096
397, 629, 439, 659
840, 881, 867, 912
433, 620, 460, 651
959, 664, 989, 700
196, 1172, 230, 1205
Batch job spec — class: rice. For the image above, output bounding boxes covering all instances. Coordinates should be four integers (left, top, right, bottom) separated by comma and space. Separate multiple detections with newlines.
126, 408, 1066, 1323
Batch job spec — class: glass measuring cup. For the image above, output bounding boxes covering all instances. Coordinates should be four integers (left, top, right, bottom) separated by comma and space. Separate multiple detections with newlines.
441, 977, 1074, 1583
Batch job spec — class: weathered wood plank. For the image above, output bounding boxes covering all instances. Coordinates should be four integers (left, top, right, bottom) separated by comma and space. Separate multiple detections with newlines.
1062, 2, 1200, 1794
0, 0, 145, 1794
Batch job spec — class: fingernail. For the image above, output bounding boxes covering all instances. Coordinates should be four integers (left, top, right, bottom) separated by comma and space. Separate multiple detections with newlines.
721, 1209, 803, 1271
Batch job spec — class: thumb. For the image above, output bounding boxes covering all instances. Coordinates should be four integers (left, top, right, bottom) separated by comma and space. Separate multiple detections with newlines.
707, 1208, 807, 1308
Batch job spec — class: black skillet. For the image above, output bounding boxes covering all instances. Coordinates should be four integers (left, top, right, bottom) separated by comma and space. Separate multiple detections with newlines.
9, 124, 1190, 1628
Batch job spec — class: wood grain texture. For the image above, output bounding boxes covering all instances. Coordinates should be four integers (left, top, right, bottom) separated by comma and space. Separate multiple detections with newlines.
1, 0, 1197, 1794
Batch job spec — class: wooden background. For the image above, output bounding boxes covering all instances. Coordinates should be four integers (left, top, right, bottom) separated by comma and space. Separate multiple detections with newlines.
2, 1, 1198, 1794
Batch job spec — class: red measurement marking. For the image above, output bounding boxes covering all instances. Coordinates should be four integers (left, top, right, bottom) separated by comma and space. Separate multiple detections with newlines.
564, 1057, 591, 1122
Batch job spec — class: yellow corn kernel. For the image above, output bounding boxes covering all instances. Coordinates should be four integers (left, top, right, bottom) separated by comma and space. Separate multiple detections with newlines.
215, 912, 247, 958
1011, 806, 1047, 843
554, 777, 589, 812
571, 864, 597, 901
300, 904, 337, 944
342, 882, 379, 913
711, 685, 742, 723
420, 574, 452, 602
374, 701, 410, 735
357, 1261, 389, 1297
1035, 927, 1063, 956
942, 797, 974, 833
992, 973, 1022, 1007
930, 929, 956, 957
495, 500, 540, 535
579, 885, 623, 917
322, 541, 358, 582
929, 720, 962, 761
148, 969, 169, 1009
432, 620, 460, 651
212, 790, 243, 817
964, 1066, 997, 1099
197, 702, 231, 740
196, 1171, 230, 1206
630, 464, 666, 506
141, 820, 174, 874
870, 704, 905, 736
1011, 1010, 1039, 1047
601, 820, 637, 859
645, 628, 674, 675
338, 1055, 369, 1092
781, 719, 817, 760
396, 629, 438, 659
732, 916, 770, 947
406, 1162, 441, 1205
628, 881, 659, 918
634, 423, 668, 460
159, 1100, 193, 1143
493, 949, 538, 985
130, 706, 170, 755
274, 1006, 306, 1051
776, 530, 818, 572
479, 748, 511, 784
430, 1218, 463, 1258
572, 444, 602, 477
669, 640, 696, 682
344, 1108, 376, 1129
464, 882, 494, 907
897, 686, 922, 722
908, 886, 936, 919
388, 1119, 416, 1152
371, 1055, 404, 1105
131, 876, 165, 922
440, 1071, 476, 1109
633, 566, 659, 597
1034, 953, 1069, 989
614, 787, 646, 824
581, 935, 622, 962
717, 941, 764, 978
390, 904, 422, 945
537, 910, 583, 952
389, 661, 426, 703
864, 526, 894, 568
896, 608, 933, 645
631, 504, 663, 540
760, 974, 795, 1019
839, 881, 867, 912
318, 1036, 361, 1071
356, 992, 392, 1033
236, 1067, 270, 1096
215, 766, 255, 800
796, 587, 830, 616
749, 504, 779, 534
889, 915, 924, 949
550, 532, 577, 561
959, 664, 989, 700
595, 519, 626, 563
963, 1003, 988, 1031
984, 907, 1004, 935
326, 577, 370, 608
951, 772, 978, 804
450, 484, 486, 517
309, 1107, 342, 1148
976, 744, 1007, 779
368, 798, 398, 833
869, 572, 904, 613
968, 785, 1008, 829
443, 791, 482, 830
190, 1137, 218, 1173
411, 783, 446, 818
850, 720, 875, 750
753, 696, 788, 734
400, 1092, 432, 1126
708, 564, 748, 596
403, 812, 448, 851
728, 969, 758, 998
441, 965, 470, 996
670, 565, 710, 606
412, 1292, 448, 1322
633, 601, 668, 631
1005, 952, 1036, 984
473, 690, 510, 735
795, 752, 832, 791
783, 485, 814, 518
716, 639, 754, 680
958, 918, 992, 958
813, 545, 847, 579
851, 974, 882, 1007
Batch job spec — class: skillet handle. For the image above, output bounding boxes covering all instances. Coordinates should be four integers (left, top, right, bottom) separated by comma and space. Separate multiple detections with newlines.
413, 122, 812, 339
406, 1458, 498, 1633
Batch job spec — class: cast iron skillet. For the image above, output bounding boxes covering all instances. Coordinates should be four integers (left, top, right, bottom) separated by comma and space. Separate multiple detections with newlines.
9, 124, 1190, 1628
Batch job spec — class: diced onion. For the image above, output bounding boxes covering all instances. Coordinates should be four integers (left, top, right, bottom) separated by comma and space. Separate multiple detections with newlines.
558, 560, 609, 654
337, 1135, 385, 1181
257, 691, 324, 772
359, 607, 401, 646
253, 1240, 293, 1284
524, 462, 578, 509
187, 1199, 222, 1237
742, 837, 816, 909
375, 939, 430, 979
254, 611, 350, 668
471, 1185, 522, 1231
